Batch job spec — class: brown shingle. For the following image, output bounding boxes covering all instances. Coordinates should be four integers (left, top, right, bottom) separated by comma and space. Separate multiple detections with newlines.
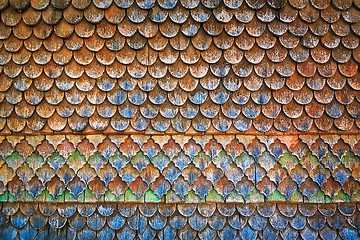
0, 0, 358, 135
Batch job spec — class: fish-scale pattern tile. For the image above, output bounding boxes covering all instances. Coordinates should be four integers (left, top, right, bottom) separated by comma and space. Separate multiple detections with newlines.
0, 0, 359, 134
0, 202, 359, 239
0, 134, 359, 202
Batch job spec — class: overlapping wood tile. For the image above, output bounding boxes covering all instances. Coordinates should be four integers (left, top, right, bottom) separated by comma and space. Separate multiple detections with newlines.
0, 202, 358, 239
0, 0, 358, 135
0, 134, 358, 203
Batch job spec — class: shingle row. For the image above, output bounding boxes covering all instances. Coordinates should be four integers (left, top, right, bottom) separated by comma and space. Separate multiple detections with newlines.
0, 202, 359, 240
0, 134, 359, 202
